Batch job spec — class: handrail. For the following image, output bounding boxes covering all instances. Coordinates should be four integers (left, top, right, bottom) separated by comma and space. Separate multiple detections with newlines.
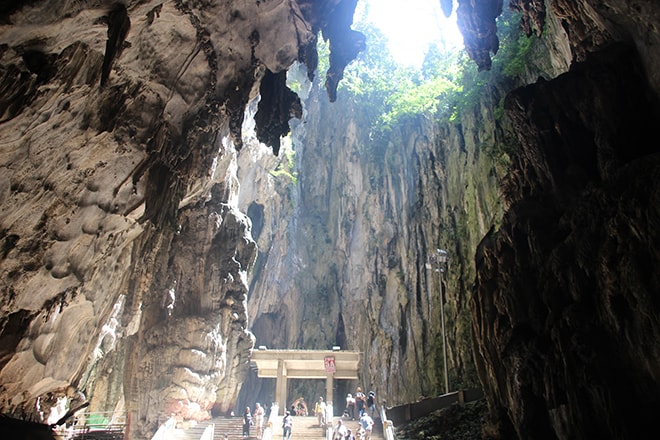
262, 403, 279, 440
384, 389, 484, 426
379, 402, 395, 440
201, 423, 215, 440
65, 410, 128, 439
72, 410, 127, 427
150, 416, 176, 440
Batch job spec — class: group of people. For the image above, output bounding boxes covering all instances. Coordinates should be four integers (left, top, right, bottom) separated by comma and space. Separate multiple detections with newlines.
242, 402, 266, 439
243, 403, 295, 440
344, 387, 376, 420
342, 387, 376, 440
333, 412, 375, 440
333, 387, 376, 440
308, 388, 376, 440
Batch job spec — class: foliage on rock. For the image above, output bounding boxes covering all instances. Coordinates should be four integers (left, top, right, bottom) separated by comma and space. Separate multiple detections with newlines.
330, 9, 539, 138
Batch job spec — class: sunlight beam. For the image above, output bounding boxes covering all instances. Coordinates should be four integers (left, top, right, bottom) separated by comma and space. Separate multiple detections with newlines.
355, 0, 463, 66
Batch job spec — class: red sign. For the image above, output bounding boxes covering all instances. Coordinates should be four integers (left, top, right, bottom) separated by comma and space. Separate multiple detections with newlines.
324, 356, 336, 373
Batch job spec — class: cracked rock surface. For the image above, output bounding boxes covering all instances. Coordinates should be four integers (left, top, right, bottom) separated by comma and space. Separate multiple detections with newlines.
0, 1, 362, 437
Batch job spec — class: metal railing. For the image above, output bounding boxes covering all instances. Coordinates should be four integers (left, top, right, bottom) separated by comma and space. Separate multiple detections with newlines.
383, 389, 484, 427
150, 416, 177, 440
61, 411, 127, 439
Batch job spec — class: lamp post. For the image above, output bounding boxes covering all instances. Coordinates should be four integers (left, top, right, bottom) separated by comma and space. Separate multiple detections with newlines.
427, 248, 449, 395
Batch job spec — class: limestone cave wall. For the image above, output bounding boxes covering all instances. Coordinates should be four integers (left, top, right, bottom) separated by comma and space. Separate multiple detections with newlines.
468, 0, 660, 439
473, 42, 660, 440
0, 0, 363, 437
236, 65, 511, 408
233, 0, 568, 415
237, 1, 660, 438
0, 0, 659, 438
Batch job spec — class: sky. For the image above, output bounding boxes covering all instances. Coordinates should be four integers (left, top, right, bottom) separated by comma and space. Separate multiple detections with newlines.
354, 0, 463, 67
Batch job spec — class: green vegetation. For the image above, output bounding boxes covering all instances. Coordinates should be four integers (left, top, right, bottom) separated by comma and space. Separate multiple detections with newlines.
496, 12, 536, 79
269, 140, 298, 185
316, 9, 537, 137
269, 139, 298, 208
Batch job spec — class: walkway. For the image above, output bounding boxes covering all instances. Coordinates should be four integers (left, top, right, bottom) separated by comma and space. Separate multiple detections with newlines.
269, 416, 384, 440
159, 413, 385, 440
271, 416, 325, 439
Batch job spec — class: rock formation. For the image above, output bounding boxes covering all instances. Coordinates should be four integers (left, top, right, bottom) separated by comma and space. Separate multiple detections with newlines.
0, 0, 363, 437
472, 36, 660, 440
469, 1, 660, 439
0, 0, 659, 439
235, 0, 550, 415
238, 71, 506, 406
239, 1, 660, 438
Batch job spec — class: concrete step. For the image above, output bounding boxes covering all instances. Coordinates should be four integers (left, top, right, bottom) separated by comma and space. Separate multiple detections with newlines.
269, 416, 383, 440
171, 416, 247, 440
173, 415, 383, 440
271, 416, 326, 439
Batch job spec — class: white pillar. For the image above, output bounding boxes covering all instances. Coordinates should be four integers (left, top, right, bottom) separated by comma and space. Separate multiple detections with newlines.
275, 359, 287, 415
326, 373, 334, 405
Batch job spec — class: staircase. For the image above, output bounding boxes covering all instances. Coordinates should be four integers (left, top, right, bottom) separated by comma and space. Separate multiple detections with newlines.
271, 416, 384, 440
170, 416, 245, 440
271, 416, 325, 439
171, 415, 384, 440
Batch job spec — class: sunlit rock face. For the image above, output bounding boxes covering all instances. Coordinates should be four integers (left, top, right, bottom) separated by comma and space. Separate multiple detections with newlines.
235, 66, 507, 407
0, 0, 363, 437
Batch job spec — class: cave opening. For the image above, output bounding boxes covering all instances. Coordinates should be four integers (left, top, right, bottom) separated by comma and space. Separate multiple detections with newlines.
354, 0, 463, 67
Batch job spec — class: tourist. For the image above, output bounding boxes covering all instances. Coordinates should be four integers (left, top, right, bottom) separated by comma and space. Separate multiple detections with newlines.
254, 402, 265, 438
355, 387, 366, 417
346, 428, 355, 440
243, 406, 252, 438
359, 412, 374, 440
314, 396, 326, 427
282, 410, 293, 440
366, 391, 376, 417
345, 393, 356, 420
333, 419, 348, 440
